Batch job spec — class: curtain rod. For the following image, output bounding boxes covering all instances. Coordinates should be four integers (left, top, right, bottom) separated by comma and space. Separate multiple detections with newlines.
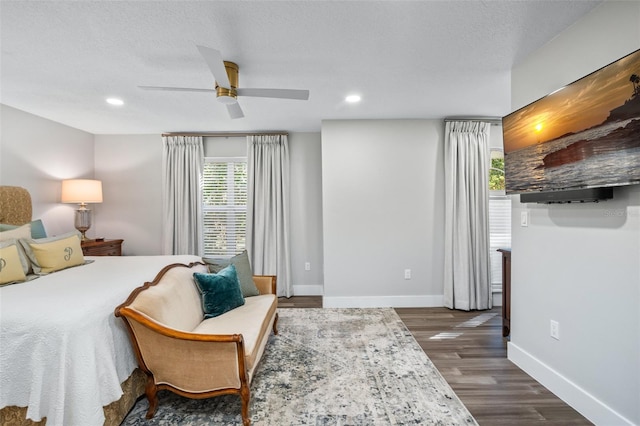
162, 131, 289, 137
444, 117, 502, 125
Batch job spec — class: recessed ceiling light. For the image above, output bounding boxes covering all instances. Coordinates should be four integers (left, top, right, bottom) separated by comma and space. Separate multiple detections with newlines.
345, 94, 361, 103
106, 98, 124, 106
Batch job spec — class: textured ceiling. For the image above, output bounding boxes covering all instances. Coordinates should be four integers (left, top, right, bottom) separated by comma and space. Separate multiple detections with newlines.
0, 1, 601, 134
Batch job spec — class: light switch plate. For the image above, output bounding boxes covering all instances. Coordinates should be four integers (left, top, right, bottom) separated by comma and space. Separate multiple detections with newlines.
521, 211, 529, 227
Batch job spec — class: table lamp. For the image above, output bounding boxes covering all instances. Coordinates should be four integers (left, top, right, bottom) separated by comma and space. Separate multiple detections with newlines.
61, 179, 103, 240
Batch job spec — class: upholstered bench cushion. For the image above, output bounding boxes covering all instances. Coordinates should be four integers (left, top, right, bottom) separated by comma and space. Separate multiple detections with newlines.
192, 294, 277, 372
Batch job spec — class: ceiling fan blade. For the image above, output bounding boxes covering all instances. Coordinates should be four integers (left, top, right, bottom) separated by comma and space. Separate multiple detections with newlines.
196, 45, 231, 88
236, 88, 309, 100
226, 102, 244, 119
138, 85, 215, 92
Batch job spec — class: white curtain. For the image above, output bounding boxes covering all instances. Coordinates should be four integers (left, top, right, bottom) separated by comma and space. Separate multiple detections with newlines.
161, 136, 204, 255
443, 121, 492, 311
246, 135, 292, 297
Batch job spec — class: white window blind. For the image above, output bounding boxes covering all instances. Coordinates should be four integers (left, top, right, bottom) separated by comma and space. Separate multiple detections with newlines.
489, 196, 511, 288
202, 157, 247, 257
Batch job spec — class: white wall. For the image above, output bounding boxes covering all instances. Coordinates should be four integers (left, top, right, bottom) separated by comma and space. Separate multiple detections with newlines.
93, 132, 325, 294
508, 2, 640, 425
0, 104, 95, 236
289, 132, 324, 295
94, 134, 163, 255
321, 119, 445, 307
204, 136, 246, 157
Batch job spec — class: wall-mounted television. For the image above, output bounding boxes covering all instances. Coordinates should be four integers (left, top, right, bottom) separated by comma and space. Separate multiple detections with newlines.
502, 49, 640, 203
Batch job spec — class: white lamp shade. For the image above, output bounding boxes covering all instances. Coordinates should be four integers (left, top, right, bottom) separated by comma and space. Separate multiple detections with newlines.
61, 179, 103, 204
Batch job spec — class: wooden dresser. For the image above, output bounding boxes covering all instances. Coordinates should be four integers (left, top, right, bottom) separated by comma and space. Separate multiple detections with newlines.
81, 239, 123, 256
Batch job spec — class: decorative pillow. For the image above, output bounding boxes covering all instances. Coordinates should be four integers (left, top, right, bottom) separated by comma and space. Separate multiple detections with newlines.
29, 220, 47, 239
0, 243, 28, 285
0, 223, 32, 241
20, 232, 84, 274
193, 264, 245, 319
203, 250, 260, 297
0, 239, 30, 275
0, 220, 46, 239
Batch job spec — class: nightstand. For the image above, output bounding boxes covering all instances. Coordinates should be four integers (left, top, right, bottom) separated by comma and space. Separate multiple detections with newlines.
81, 239, 124, 256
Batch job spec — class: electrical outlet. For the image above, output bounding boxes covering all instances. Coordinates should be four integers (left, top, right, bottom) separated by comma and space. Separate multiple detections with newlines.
304, 262, 311, 271
404, 269, 411, 280
521, 211, 529, 227
550, 320, 560, 340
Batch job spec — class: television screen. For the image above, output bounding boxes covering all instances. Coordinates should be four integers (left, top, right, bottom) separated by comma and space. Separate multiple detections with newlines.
502, 49, 640, 195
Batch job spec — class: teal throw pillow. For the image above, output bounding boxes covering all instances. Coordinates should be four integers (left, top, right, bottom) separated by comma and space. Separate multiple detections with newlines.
29, 220, 47, 239
193, 264, 245, 319
203, 250, 260, 297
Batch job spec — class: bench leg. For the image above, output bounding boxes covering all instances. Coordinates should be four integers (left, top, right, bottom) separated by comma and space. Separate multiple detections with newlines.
272, 312, 279, 335
240, 385, 251, 425
145, 376, 159, 419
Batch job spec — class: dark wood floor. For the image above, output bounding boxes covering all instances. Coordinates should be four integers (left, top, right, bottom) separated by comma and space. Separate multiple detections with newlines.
278, 296, 592, 425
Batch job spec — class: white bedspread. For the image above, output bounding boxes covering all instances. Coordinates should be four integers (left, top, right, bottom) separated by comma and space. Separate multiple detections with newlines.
0, 255, 202, 426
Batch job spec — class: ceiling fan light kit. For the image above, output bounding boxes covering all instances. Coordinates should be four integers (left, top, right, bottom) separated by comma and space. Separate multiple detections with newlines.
216, 90, 237, 104
140, 46, 309, 119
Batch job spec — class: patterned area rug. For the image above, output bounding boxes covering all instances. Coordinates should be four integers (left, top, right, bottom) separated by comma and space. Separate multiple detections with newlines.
123, 308, 477, 425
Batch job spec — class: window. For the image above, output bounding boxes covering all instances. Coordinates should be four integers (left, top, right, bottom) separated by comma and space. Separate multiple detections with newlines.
489, 151, 505, 192
488, 149, 511, 291
202, 157, 247, 257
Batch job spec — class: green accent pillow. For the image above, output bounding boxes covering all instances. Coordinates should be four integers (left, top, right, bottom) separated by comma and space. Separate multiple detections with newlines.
203, 250, 259, 297
193, 265, 245, 319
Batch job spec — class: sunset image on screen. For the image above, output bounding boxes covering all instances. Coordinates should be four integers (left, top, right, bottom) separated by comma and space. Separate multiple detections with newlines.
503, 50, 640, 153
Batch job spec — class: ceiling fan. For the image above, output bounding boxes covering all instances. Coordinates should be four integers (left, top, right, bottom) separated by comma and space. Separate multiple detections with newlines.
139, 46, 310, 119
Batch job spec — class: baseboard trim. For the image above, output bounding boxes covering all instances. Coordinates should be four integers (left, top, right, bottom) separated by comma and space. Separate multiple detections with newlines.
294, 289, 497, 307
322, 295, 444, 308
492, 286, 502, 307
492, 293, 502, 306
292, 285, 323, 296
508, 342, 635, 426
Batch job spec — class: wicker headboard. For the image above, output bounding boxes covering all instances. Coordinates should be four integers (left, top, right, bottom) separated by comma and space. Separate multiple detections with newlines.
0, 186, 33, 226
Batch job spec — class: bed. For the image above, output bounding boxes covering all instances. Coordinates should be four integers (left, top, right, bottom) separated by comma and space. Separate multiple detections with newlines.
0, 186, 201, 425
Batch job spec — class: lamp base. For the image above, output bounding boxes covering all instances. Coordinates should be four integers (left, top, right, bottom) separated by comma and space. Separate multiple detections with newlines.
74, 208, 92, 241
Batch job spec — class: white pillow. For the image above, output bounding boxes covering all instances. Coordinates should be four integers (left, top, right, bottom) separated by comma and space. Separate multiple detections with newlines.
0, 223, 31, 241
